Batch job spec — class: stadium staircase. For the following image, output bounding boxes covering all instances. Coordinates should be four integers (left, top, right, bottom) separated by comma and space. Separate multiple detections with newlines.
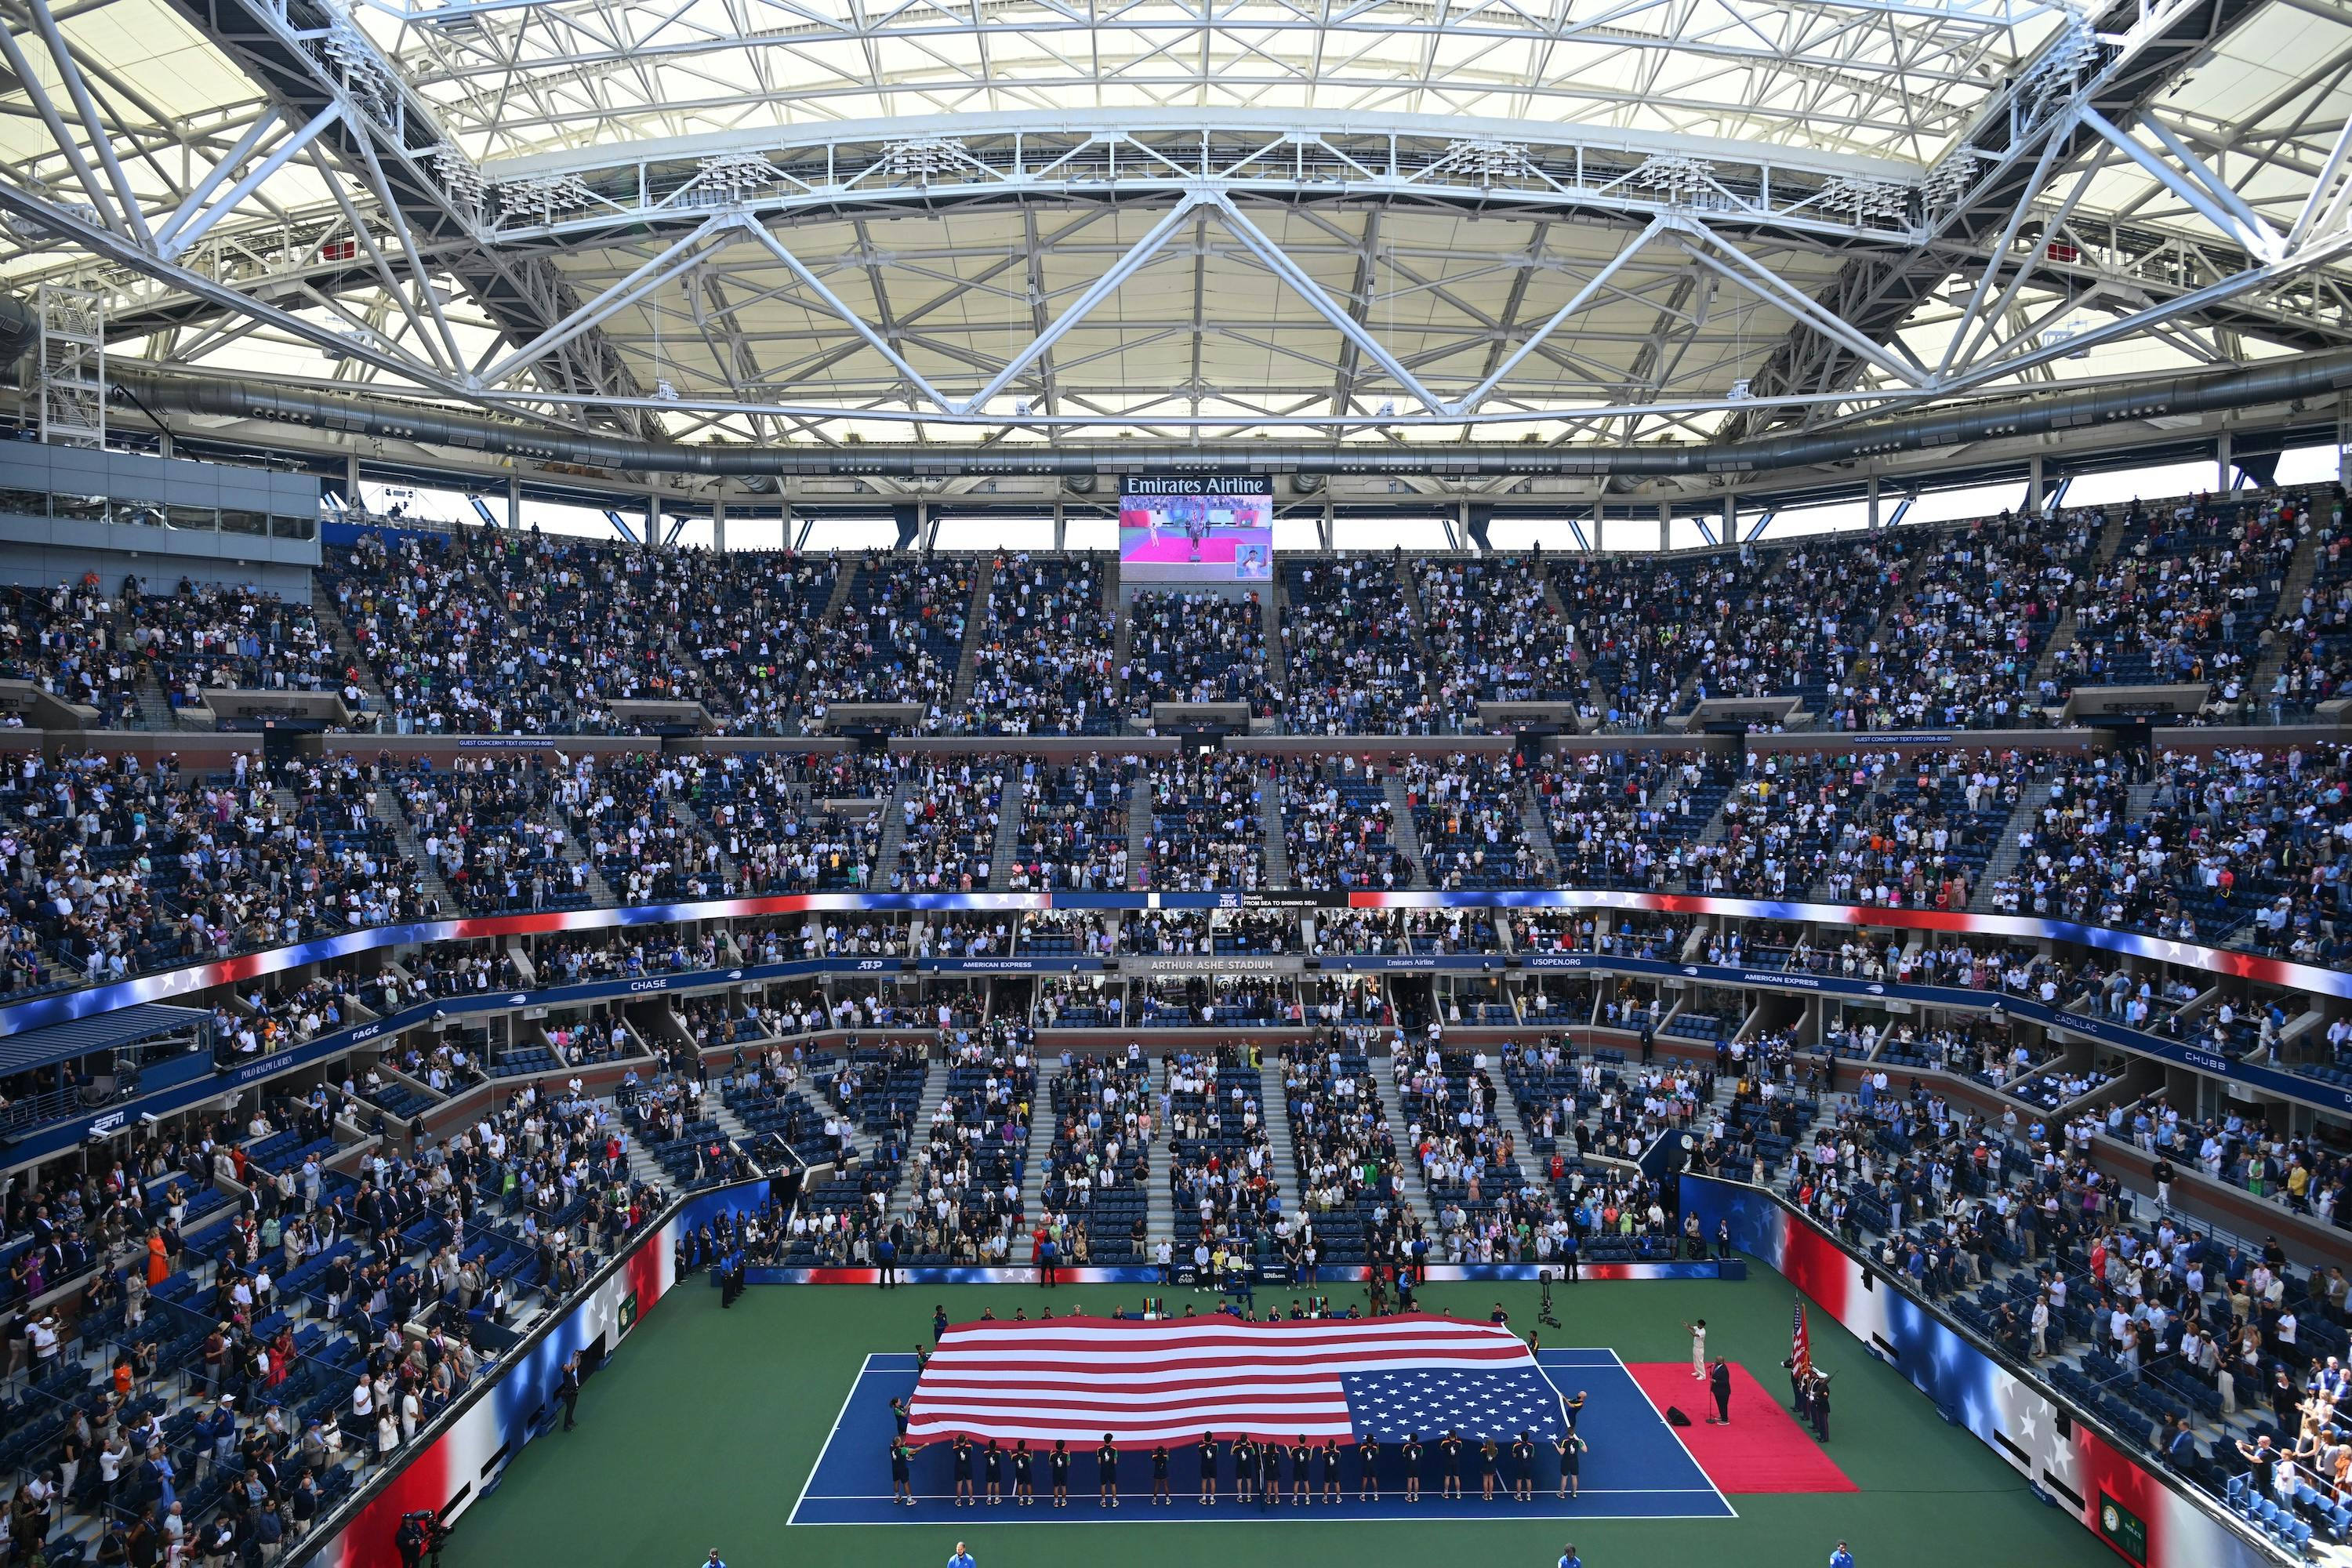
1537, 569, 1586, 676
1255, 1058, 1301, 1217
946, 569, 989, 713
1367, 1051, 1439, 1232
1844, 535, 1935, 697
1694, 781, 1737, 848
2030, 608, 2083, 697
2252, 524, 2325, 703
667, 793, 741, 891
1015, 1055, 1059, 1222
1965, 764, 2094, 914
987, 772, 1024, 890
2028, 507, 2134, 699
1386, 556, 1439, 666
1125, 770, 1153, 888
557, 826, 618, 907
1256, 576, 1282, 674
1380, 772, 1432, 887
1145, 1057, 1176, 1250
370, 784, 457, 911
1111, 562, 1134, 719
793, 565, 864, 730
707, 1094, 762, 1171
1515, 778, 1561, 878
1497, 1059, 1553, 1164
621, 1127, 668, 1191
1258, 771, 1290, 887
871, 775, 916, 887
317, 600, 390, 711
132, 668, 180, 731
105, 599, 180, 731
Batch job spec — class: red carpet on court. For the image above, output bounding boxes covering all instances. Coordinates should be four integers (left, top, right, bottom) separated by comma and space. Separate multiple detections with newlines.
1624, 1362, 1858, 1494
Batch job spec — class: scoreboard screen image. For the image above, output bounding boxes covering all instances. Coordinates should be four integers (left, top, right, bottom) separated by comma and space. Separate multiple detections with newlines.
1119, 476, 1273, 583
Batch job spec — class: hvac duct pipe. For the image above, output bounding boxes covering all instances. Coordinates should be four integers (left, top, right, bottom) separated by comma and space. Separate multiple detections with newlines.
114, 348, 2352, 480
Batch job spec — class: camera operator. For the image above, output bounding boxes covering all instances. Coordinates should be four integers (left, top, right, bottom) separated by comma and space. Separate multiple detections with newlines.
395, 1510, 447, 1568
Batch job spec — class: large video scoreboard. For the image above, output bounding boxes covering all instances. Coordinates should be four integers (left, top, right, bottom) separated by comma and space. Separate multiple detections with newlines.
1117, 474, 1273, 584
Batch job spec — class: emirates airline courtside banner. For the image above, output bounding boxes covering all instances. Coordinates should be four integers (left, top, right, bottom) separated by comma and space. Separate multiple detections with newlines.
1678, 1175, 2280, 1568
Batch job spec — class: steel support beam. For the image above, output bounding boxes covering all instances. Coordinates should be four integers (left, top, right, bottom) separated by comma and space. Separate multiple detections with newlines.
156, 0, 659, 431
1719, 0, 2271, 440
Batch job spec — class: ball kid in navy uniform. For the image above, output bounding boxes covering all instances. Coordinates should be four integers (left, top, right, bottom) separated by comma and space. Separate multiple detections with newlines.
889, 1437, 915, 1507
1554, 1430, 1587, 1498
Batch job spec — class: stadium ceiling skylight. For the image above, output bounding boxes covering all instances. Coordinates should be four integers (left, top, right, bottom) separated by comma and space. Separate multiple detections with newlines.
0, 0, 2347, 446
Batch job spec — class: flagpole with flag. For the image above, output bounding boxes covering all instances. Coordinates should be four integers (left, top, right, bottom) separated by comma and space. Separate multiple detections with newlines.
1791, 1295, 1813, 1385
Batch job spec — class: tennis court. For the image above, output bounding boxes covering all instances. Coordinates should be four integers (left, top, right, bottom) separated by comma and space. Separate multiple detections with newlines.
440, 1269, 2122, 1568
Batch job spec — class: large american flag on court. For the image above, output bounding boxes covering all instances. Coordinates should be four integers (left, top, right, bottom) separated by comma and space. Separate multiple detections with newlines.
906, 1313, 1566, 1448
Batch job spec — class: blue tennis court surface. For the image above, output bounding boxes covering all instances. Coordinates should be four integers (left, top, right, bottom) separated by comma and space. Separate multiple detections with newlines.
789, 1349, 1736, 1525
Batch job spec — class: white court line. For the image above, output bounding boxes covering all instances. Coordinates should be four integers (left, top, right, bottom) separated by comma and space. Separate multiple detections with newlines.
788, 1493, 1732, 1527
795, 1348, 1739, 1526
804, 1487, 1721, 1500
1599, 1346, 1738, 1520
786, 1352, 875, 1528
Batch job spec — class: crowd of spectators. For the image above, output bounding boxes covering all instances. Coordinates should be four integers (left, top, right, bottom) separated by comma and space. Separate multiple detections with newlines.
324, 529, 734, 735
1139, 753, 1263, 891
1845, 510, 2092, 731
957, 553, 1115, 735
127, 580, 358, 717
804, 555, 971, 725
1531, 751, 1725, 892
1278, 558, 1437, 734
662, 750, 902, 895
1004, 755, 1131, 891
0, 580, 142, 729
553, 753, 727, 905
1277, 758, 1415, 891
1399, 753, 1548, 889
390, 756, 586, 914
1412, 555, 1576, 722
0, 750, 434, 1000
1978, 743, 2352, 962
2053, 499, 2296, 699
1125, 591, 1275, 721
894, 757, 1007, 892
